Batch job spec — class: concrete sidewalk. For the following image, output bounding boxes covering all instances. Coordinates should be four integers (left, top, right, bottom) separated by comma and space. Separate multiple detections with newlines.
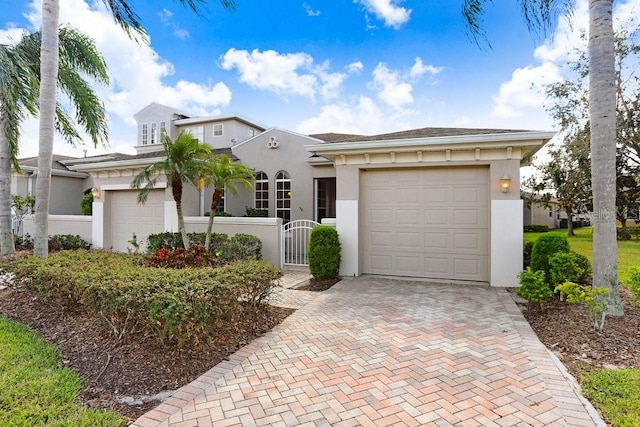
132, 276, 604, 427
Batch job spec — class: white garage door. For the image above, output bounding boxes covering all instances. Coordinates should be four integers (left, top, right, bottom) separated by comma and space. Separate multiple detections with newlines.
110, 190, 164, 252
362, 167, 489, 282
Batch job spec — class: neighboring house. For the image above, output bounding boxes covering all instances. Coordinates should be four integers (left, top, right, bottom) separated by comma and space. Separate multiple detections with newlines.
523, 196, 560, 229
18, 102, 554, 286
12, 155, 91, 215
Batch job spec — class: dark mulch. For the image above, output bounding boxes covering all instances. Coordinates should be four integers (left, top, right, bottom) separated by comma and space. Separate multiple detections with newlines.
0, 267, 293, 424
516, 286, 640, 379
295, 277, 340, 292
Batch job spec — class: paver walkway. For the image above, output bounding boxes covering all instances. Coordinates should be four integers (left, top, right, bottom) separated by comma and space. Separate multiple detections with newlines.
133, 276, 604, 427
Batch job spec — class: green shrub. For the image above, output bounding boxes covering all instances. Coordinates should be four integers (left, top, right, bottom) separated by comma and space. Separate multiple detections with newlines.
617, 226, 640, 241
524, 224, 550, 233
517, 268, 552, 306
221, 233, 262, 262
146, 232, 229, 254
244, 207, 268, 217
549, 252, 586, 287
555, 281, 610, 330
15, 233, 33, 250
530, 234, 570, 283
628, 267, 640, 305
6, 251, 281, 344
147, 244, 217, 269
523, 241, 535, 269
571, 251, 592, 284
50, 234, 91, 251
80, 193, 93, 215
308, 226, 341, 280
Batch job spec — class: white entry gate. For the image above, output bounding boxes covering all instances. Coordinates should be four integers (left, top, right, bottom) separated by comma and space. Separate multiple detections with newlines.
282, 220, 320, 266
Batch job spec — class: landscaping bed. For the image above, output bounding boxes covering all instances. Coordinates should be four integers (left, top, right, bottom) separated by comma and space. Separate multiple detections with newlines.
0, 250, 292, 423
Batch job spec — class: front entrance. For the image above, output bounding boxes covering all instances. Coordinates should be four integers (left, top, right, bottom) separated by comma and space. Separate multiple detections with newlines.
315, 178, 336, 222
282, 219, 320, 266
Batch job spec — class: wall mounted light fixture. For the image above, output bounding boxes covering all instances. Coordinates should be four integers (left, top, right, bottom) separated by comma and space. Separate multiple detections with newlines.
499, 175, 511, 193
91, 187, 101, 199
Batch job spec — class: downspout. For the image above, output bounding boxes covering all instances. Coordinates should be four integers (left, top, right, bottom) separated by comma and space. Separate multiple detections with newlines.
199, 187, 205, 216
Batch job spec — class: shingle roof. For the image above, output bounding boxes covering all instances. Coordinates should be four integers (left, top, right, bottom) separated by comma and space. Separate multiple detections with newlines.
61, 147, 236, 168
313, 127, 533, 143
18, 154, 80, 171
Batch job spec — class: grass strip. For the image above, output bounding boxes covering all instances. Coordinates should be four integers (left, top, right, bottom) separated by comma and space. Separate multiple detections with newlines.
0, 316, 125, 427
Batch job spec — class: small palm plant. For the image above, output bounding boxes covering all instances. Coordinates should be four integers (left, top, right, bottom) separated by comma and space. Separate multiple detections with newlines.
131, 132, 212, 250
197, 154, 254, 252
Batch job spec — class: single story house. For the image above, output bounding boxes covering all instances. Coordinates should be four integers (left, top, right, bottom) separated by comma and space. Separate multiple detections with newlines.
15, 102, 554, 286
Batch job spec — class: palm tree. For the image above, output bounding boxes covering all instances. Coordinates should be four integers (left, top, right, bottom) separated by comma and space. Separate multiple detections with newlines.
131, 132, 212, 250
0, 27, 108, 255
197, 153, 254, 251
35, 0, 236, 259
462, 0, 623, 315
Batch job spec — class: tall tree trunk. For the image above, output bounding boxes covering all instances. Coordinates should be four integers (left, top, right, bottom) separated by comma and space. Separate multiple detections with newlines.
0, 116, 14, 255
566, 208, 575, 237
34, 0, 60, 258
204, 189, 223, 251
171, 178, 189, 250
589, 0, 623, 315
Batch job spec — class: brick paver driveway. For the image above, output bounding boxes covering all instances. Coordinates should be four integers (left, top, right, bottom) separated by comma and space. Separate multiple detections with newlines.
133, 277, 603, 427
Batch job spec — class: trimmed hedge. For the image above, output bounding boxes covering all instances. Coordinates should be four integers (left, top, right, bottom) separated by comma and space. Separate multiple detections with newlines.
524, 224, 550, 233
617, 226, 640, 241
5, 251, 281, 344
15, 234, 91, 251
308, 226, 341, 280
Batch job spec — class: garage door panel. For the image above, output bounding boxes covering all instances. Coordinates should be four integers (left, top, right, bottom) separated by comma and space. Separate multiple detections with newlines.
362, 167, 489, 282
110, 190, 164, 253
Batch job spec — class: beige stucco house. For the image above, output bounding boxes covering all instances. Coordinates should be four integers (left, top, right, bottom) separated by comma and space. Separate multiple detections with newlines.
15, 102, 554, 286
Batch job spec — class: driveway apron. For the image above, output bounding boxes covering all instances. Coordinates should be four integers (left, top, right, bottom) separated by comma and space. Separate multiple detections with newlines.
133, 276, 603, 427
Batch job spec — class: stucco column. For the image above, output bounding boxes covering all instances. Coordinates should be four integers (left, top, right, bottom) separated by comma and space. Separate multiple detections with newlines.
91, 200, 104, 249
335, 165, 360, 276
490, 160, 522, 286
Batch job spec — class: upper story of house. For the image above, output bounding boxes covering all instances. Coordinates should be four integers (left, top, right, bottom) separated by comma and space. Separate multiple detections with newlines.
132, 103, 267, 154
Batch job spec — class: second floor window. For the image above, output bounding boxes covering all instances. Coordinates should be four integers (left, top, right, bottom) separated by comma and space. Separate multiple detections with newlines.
213, 124, 223, 137
142, 124, 148, 145
151, 123, 157, 144
185, 126, 204, 142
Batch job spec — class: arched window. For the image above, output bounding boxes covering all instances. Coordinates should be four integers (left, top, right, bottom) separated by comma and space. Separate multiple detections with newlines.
275, 171, 291, 223
254, 172, 268, 210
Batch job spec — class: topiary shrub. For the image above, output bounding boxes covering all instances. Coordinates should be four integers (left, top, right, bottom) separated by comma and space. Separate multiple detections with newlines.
80, 193, 93, 215
517, 267, 552, 307
530, 234, 570, 283
308, 226, 341, 280
570, 251, 592, 285
244, 207, 268, 217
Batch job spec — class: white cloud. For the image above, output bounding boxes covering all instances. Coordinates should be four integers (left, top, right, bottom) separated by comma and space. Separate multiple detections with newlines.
346, 61, 364, 74
0, 24, 24, 44
492, 62, 562, 119
158, 7, 190, 40
220, 48, 347, 101
13, 0, 231, 158
303, 3, 321, 17
296, 97, 384, 135
354, 0, 411, 29
372, 62, 413, 109
409, 57, 442, 79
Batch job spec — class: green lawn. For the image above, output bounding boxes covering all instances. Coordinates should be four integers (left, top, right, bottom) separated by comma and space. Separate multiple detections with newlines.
581, 369, 640, 427
0, 317, 125, 427
524, 227, 640, 285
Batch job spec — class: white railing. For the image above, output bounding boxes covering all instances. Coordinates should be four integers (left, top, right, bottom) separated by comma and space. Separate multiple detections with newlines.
11, 216, 23, 237
282, 220, 320, 266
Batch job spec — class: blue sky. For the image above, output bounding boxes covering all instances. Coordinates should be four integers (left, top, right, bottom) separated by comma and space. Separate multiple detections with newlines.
2, 0, 640, 158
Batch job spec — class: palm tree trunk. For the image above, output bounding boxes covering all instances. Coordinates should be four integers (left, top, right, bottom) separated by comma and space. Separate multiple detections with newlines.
176, 201, 190, 250
0, 115, 14, 255
34, 0, 60, 259
205, 189, 223, 251
589, 0, 623, 315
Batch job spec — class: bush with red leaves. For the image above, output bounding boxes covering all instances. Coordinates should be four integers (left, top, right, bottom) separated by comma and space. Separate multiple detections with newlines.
147, 244, 217, 269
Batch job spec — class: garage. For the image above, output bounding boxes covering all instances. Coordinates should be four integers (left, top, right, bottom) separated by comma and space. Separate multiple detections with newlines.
109, 190, 164, 252
361, 166, 489, 282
